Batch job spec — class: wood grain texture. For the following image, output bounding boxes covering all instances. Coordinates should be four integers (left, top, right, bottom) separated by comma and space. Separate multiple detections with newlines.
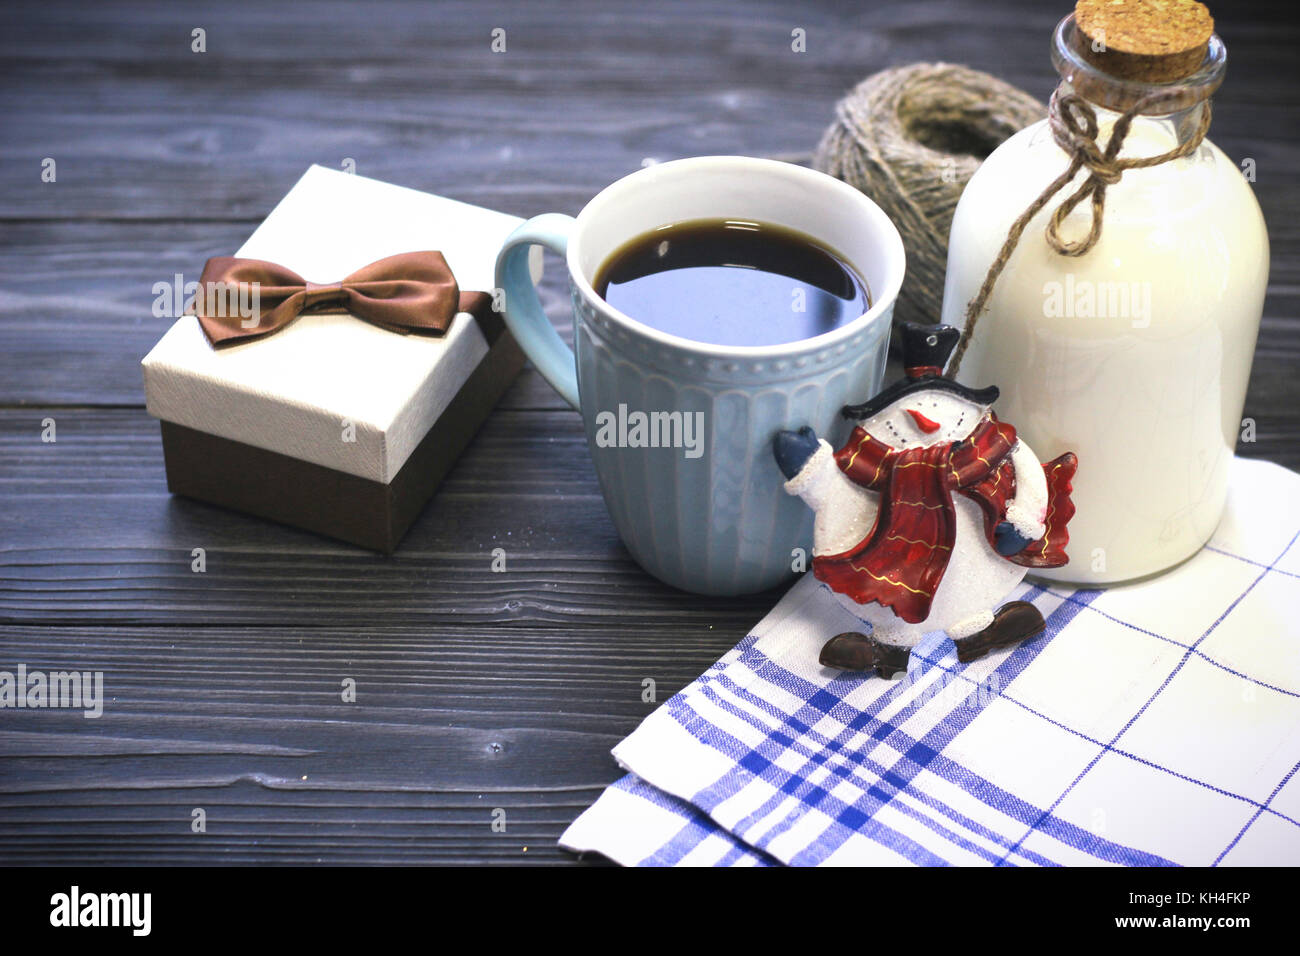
0, 0, 1297, 865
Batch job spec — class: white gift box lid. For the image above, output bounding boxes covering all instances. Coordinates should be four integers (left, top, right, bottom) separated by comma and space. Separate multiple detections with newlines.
142, 165, 540, 484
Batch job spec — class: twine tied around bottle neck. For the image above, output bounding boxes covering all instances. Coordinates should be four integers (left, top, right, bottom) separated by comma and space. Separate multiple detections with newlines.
947, 84, 1211, 377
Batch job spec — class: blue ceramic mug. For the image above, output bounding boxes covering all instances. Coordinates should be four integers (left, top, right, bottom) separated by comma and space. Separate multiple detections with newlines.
495, 156, 903, 595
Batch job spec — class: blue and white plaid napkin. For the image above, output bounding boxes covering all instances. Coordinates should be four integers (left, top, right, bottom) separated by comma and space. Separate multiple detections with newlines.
562, 457, 1300, 866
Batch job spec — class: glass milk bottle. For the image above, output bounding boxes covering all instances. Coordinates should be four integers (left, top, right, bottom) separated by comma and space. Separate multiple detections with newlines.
940, 9, 1268, 585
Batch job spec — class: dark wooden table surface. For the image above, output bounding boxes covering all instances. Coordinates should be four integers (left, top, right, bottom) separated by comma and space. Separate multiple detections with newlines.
1, 0, 1296, 865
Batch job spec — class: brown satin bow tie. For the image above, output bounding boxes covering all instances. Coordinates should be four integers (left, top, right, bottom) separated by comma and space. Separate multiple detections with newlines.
190, 251, 492, 346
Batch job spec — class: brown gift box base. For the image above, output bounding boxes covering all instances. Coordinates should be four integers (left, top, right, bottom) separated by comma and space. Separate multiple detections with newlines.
158, 331, 525, 553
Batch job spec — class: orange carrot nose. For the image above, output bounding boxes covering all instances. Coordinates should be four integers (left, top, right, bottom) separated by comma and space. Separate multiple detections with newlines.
906, 409, 942, 433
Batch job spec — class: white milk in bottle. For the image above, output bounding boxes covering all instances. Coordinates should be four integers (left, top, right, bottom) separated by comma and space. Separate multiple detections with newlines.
940, 2, 1268, 585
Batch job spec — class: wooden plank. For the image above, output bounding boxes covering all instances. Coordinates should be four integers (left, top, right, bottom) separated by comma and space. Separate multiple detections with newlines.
0, 778, 611, 864
0, 622, 734, 743
0, 615, 736, 864
0, 407, 789, 626
2, 1, 1294, 220
0, 0, 1055, 220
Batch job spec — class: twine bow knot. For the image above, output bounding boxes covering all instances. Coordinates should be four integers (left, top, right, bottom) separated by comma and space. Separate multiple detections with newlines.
1042, 87, 1207, 257
948, 84, 1211, 375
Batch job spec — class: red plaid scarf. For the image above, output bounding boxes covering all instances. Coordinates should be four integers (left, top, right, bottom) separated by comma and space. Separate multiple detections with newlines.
813, 416, 1076, 623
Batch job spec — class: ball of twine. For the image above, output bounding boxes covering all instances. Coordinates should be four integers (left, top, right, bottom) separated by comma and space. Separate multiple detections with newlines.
814, 63, 1046, 329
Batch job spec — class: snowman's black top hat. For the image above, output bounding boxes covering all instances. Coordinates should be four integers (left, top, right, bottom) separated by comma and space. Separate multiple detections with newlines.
841, 323, 999, 420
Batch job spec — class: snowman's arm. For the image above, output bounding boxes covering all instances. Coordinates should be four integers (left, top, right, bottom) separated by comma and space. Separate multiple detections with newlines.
784, 439, 881, 556
1005, 439, 1048, 540
782, 439, 841, 512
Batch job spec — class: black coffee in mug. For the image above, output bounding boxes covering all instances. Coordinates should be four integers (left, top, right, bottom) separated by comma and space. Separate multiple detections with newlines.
593, 218, 870, 347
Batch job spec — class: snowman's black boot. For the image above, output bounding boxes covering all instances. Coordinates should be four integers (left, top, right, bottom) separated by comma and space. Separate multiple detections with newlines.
820, 632, 912, 678
953, 601, 1045, 663
870, 640, 912, 679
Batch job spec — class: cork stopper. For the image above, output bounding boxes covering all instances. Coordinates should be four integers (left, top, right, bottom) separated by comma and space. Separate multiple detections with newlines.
1074, 0, 1214, 82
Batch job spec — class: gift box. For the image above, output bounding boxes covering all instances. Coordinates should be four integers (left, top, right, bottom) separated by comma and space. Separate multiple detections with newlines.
141, 165, 539, 552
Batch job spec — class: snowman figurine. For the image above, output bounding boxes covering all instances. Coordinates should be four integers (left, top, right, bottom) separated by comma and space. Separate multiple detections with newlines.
773, 323, 1077, 677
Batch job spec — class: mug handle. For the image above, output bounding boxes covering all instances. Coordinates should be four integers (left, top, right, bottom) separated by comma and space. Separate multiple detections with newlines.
495, 213, 580, 409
